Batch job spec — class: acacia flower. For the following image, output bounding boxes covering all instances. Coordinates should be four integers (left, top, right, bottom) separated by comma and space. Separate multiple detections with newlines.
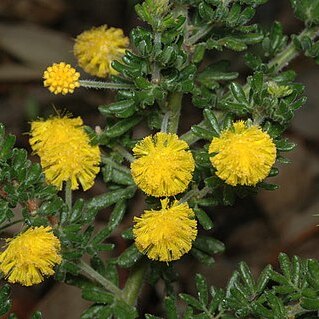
0, 226, 62, 286
209, 121, 276, 186
133, 199, 197, 262
29, 116, 100, 191
43, 62, 80, 95
74, 25, 129, 78
130, 132, 195, 197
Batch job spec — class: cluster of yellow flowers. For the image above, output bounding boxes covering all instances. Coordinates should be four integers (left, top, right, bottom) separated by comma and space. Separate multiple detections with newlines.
0, 23, 278, 287
131, 124, 276, 262
43, 25, 129, 95
131, 132, 197, 262
0, 227, 61, 286
30, 116, 101, 191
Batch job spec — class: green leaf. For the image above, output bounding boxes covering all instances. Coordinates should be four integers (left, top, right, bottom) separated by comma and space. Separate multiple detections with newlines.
191, 248, 215, 266
194, 207, 214, 230
112, 299, 138, 319
99, 100, 136, 118
180, 293, 203, 311
239, 262, 255, 293
307, 259, 319, 289
258, 182, 279, 191
117, 244, 143, 268
301, 296, 319, 310
203, 109, 221, 135
164, 296, 178, 319
0, 134, 15, 160
121, 228, 134, 240
31, 312, 42, 319
81, 305, 112, 319
82, 287, 114, 303
275, 138, 296, 151
198, 60, 238, 86
193, 236, 225, 255
291, 0, 319, 24
86, 186, 136, 212
256, 265, 272, 292
191, 125, 215, 140
0, 285, 11, 316
195, 274, 209, 305
278, 252, 292, 281
230, 82, 248, 104
91, 200, 126, 245
102, 117, 142, 138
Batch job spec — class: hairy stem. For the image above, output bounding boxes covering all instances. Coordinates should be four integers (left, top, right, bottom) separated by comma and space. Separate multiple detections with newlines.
187, 24, 214, 45
152, 32, 162, 84
122, 260, 148, 306
80, 80, 134, 90
65, 180, 72, 213
167, 92, 183, 134
161, 111, 170, 133
269, 26, 319, 73
79, 260, 123, 298
180, 186, 211, 203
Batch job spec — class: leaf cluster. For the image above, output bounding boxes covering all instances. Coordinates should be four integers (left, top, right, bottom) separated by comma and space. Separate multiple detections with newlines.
148, 254, 319, 318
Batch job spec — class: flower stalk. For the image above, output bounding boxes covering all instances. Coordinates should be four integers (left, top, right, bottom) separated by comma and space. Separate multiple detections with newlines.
79, 260, 123, 298
79, 80, 134, 90
167, 92, 183, 134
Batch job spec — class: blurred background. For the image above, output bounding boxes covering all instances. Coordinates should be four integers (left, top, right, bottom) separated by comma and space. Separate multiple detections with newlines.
0, 0, 319, 318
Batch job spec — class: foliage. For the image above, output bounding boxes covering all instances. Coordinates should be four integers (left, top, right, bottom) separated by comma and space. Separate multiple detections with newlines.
1, 0, 319, 318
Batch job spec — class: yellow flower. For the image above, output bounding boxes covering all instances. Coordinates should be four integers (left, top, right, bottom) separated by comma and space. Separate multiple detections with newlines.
74, 25, 129, 78
0, 226, 62, 286
209, 121, 276, 186
30, 116, 101, 191
43, 62, 80, 95
130, 132, 195, 197
133, 199, 197, 262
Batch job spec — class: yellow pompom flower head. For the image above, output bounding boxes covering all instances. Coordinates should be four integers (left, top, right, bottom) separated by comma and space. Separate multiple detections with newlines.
209, 121, 277, 186
0, 226, 62, 286
74, 25, 129, 78
43, 62, 80, 95
29, 115, 101, 191
133, 199, 197, 262
130, 132, 195, 197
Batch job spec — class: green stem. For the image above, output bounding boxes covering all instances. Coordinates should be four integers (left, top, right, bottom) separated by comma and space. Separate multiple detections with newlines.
0, 219, 24, 233
187, 24, 214, 45
151, 32, 162, 84
65, 180, 72, 213
161, 111, 170, 132
80, 80, 134, 90
122, 260, 148, 306
101, 155, 132, 175
181, 25, 319, 146
269, 26, 319, 73
167, 92, 183, 134
180, 186, 211, 203
79, 260, 123, 298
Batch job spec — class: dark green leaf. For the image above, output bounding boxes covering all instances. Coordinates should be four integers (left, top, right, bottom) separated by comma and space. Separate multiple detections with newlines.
102, 117, 142, 138
86, 186, 136, 212
117, 244, 143, 268
194, 207, 214, 230
91, 200, 126, 245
